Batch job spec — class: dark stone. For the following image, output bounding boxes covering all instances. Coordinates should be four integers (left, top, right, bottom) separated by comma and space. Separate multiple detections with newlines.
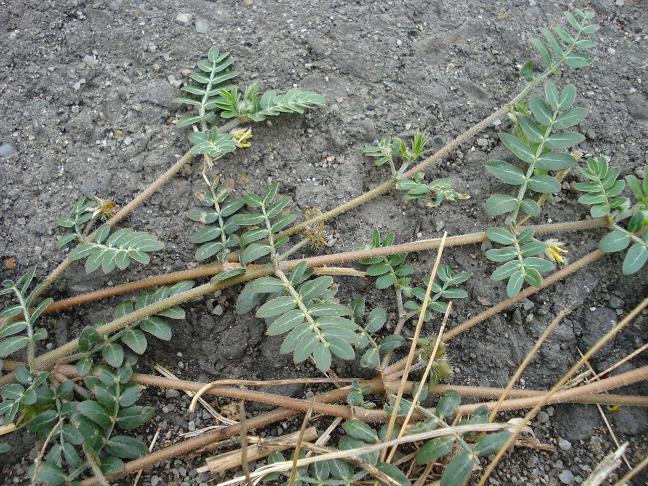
555, 405, 601, 441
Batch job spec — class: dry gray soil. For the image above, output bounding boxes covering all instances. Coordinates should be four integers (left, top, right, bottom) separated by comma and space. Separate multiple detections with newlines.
1, 0, 647, 485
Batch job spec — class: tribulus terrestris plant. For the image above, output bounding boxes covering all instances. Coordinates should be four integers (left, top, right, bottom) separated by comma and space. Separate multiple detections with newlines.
1, 6, 646, 486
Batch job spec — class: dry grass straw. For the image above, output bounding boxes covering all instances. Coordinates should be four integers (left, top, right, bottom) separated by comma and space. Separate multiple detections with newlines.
239, 401, 253, 486
613, 454, 648, 486
220, 422, 517, 486
380, 232, 447, 462
385, 302, 453, 463
488, 306, 574, 422
155, 364, 237, 426
582, 442, 627, 486
30, 419, 63, 486
288, 401, 313, 486
477, 295, 648, 486
132, 428, 160, 486
199, 428, 318, 475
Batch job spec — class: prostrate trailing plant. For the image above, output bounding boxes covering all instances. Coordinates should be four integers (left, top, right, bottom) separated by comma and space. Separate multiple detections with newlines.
0, 45, 328, 485
361, 229, 470, 321
58, 198, 164, 276
576, 159, 648, 274
230, 183, 358, 372
6, 7, 646, 486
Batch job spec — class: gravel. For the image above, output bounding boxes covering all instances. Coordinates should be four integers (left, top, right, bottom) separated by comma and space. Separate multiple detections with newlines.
175, 13, 192, 27
195, 18, 209, 34
0, 142, 15, 157
559, 469, 575, 485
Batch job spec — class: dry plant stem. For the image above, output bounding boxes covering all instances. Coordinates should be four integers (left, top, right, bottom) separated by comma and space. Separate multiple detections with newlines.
488, 306, 574, 422
41, 266, 364, 316
6, 361, 647, 411
460, 365, 648, 413
383, 249, 605, 378
289, 403, 313, 486
296, 442, 401, 486
478, 295, 648, 486
239, 401, 253, 486
72, 367, 648, 485
613, 454, 648, 486
577, 349, 631, 469
132, 428, 160, 486
386, 302, 452, 463
30, 419, 63, 486
221, 423, 517, 486
380, 233, 447, 462
582, 443, 627, 486
189, 377, 353, 411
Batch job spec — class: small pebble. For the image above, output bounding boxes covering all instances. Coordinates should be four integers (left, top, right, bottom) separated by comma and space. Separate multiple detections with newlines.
608, 295, 624, 309
537, 411, 550, 423
175, 13, 192, 26
559, 438, 572, 451
195, 17, 209, 33
212, 304, 224, 316
0, 143, 16, 157
165, 389, 180, 399
559, 470, 575, 485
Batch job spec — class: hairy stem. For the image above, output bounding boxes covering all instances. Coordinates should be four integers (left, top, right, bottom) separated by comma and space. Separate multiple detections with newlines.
30, 120, 240, 303
37, 218, 606, 317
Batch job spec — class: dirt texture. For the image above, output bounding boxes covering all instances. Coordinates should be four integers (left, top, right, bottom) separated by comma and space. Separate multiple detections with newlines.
1, 0, 647, 485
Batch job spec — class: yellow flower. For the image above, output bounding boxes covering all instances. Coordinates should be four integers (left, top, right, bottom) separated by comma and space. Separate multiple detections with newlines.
231, 128, 252, 148
545, 239, 568, 264
86, 196, 117, 220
